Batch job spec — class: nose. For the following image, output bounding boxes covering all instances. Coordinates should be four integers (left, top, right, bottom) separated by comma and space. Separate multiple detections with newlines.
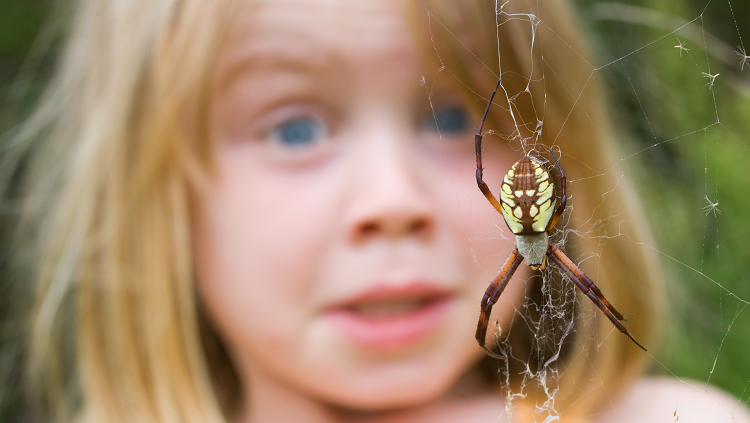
354, 207, 432, 242
344, 130, 436, 245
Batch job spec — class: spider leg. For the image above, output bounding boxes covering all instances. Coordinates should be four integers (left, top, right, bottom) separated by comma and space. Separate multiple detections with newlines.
546, 243, 646, 351
476, 247, 523, 356
475, 78, 505, 215
545, 148, 567, 231
548, 243, 623, 320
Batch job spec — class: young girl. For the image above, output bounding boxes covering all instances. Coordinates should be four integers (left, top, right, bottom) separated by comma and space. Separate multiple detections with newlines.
5, 0, 749, 422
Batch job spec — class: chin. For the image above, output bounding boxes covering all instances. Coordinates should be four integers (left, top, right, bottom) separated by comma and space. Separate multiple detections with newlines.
314, 349, 479, 411
327, 381, 448, 411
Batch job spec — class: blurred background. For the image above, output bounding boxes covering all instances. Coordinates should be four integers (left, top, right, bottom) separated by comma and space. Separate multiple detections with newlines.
576, 0, 750, 403
1, 0, 749, 420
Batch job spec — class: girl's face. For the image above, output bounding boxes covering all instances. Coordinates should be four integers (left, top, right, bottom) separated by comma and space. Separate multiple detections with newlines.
193, 0, 527, 415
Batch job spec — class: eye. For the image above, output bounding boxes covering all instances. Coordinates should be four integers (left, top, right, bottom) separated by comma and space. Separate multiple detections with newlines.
425, 105, 469, 135
269, 117, 328, 148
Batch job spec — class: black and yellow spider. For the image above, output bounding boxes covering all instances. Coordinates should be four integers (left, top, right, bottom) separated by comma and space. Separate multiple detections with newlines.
473, 79, 645, 355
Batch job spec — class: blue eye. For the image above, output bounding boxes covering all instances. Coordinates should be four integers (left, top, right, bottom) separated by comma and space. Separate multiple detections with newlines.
270, 117, 326, 147
427, 106, 469, 134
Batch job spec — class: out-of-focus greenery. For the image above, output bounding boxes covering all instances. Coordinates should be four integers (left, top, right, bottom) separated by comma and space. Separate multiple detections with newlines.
1, 2, 57, 421
1, 0, 749, 420
0, 1, 48, 54
0, 0, 59, 134
576, 0, 750, 404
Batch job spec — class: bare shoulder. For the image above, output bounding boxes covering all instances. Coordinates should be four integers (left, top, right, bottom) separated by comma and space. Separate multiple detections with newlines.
604, 376, 750, 423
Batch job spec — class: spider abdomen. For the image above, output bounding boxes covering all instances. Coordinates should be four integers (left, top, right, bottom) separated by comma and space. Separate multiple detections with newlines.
499, 156, 556, 235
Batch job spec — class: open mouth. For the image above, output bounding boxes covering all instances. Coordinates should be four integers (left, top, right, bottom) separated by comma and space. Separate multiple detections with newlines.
346, 296, 444, 319
325, 284, 453, 349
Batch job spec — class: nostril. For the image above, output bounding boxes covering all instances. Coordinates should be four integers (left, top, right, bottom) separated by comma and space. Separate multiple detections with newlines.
350, 216, 433, 243
408, 220, 428, 235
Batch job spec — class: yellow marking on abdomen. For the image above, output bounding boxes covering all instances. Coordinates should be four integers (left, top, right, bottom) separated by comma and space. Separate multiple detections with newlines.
500, 190, 515, 206
501, 203, 514, 219
502, 184, 513, 195
536, 185, 553, 205
530, 204, 538, 217
504, 217, 524, 234
532, 199, 556, 232
501, 203, 523, 234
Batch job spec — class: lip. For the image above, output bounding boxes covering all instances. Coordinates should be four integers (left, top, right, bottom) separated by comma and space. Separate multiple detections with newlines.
324, 283, 454, 350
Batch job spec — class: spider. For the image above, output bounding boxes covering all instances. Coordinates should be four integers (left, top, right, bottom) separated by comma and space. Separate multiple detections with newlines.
473, 79, 646, 355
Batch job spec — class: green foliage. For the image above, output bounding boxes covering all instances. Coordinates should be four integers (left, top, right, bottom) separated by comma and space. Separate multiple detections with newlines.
576, 0, 750, 403
0, 2, 54, 421
0, 1, 48, 58
0, 0, 50, 99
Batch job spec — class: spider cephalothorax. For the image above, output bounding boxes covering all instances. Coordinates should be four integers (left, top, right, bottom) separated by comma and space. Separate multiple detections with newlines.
473, 78, 645, 355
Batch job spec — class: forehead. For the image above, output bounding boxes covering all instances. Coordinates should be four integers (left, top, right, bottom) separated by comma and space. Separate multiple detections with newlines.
215, 0, 416, 88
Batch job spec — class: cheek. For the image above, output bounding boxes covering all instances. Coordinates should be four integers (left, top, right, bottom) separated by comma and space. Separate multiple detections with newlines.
191, 156, 341, 357
431, 146, 529, 328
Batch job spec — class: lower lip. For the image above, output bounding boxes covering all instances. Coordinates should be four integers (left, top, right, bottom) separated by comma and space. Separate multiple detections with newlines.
325, 298, 452, 350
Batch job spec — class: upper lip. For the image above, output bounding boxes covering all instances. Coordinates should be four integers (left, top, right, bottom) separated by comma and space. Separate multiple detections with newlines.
326, 282, 455, 311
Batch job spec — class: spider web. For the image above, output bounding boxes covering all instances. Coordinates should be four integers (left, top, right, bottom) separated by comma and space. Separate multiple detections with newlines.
424, 0, 750, 421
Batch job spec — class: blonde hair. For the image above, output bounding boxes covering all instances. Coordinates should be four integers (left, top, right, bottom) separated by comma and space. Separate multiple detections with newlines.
9, 0, 237, 421
3, 0, 664, 422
